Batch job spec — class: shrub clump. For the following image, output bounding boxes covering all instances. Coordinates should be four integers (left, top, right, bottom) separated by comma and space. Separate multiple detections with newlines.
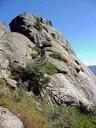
42, 60, 58, 75
0, 88, 51, 128
9, 60, 57, 97
42, 103, 95, 128
0, 78, 6, 89
51, 33, 56, 39
49, 51, 68, 63
30, 52, 38, 59
35, 17, 43, 31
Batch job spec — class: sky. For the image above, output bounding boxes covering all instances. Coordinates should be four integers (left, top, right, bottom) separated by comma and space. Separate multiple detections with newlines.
0, 0, 96, 66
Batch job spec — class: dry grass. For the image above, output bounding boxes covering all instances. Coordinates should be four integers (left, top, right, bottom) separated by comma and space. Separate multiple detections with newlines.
0, 89, 52, 128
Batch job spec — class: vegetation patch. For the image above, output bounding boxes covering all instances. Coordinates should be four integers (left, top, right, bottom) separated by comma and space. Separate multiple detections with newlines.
51, 33, 56, 39
1, 60, 96, 128
46, 36, 51, 42
30, 52, 38, 59
49, 51, 68, 63
42, 60, 58, 75
35, 17, 43, 31
0, 88, 51, 128
1, 86, 96, 128
0, 78, 6, 89
9, 60, 58, 99
42, 103, 95, 128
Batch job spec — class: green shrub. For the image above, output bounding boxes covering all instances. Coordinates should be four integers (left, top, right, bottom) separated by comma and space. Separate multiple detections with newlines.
0, 78, 6, 89
24, 61, 57, 94
49, 51, 68, 63
9, 60, 57, 97
30, 52, 38, 59
42, 103, 95, 128
51, 33, 56, 39
42, 60, 58, 75
1, 86, 95, 128
17, 63, 46, 96
46, 36, 51, 42
35, 17, 43, 31
9, 61, 26, 82
13, 87, 37, 107
10, 62, 51, 96
0, 89, 50, 128
42, 104, 75, 128
26, 63, 46, 80
9, 61, 20, 73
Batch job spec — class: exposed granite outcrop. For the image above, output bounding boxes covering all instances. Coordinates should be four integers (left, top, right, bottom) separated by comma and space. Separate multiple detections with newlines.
0, 13, 96, 107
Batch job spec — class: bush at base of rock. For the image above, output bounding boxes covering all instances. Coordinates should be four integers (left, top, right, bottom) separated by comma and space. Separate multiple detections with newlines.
49, 51, 68, 63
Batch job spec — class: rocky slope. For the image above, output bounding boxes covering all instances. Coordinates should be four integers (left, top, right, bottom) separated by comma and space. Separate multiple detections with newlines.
9, 13, 96, 106
0, 12, 96, 128
0, 12, 96, 107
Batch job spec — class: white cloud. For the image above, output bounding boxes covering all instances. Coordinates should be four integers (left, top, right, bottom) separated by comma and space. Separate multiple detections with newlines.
82, 59, 96, 66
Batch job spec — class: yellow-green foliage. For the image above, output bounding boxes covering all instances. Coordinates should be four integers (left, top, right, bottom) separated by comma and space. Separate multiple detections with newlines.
26, 60, 58, 76
1, 64, 95, 128
0, 78, 6, 89
0, 83, 96, 128
30, 52, 38, 59
42, 60, 58, 75
0, 98, 43, 128
35, 17, 43, 31
42, 103, 95, 128
49, 51, 68, 63
0, 88, 52, 128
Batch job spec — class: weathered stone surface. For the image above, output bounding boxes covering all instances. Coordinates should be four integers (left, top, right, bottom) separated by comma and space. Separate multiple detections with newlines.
2, 13, 96, 106
0, 32, 34, 63
0, 23, 7, 37
5, 77, 17, 90
9, 13, 53, 48
0, 29, 35, 77
0, 106, 24, 128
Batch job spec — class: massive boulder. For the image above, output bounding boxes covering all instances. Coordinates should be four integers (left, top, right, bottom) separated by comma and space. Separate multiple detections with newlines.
0, 13, 96, 106
0, 23, 35, 78
9, 13, 52, 48
0, 106, 24, 128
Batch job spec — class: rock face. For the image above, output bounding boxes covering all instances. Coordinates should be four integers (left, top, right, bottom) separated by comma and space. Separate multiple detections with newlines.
0, 22, 35, 78
0, 23, 7, 37
0, 13, 96, 106
9, 13, 53, 48
0, 106, 24, 128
